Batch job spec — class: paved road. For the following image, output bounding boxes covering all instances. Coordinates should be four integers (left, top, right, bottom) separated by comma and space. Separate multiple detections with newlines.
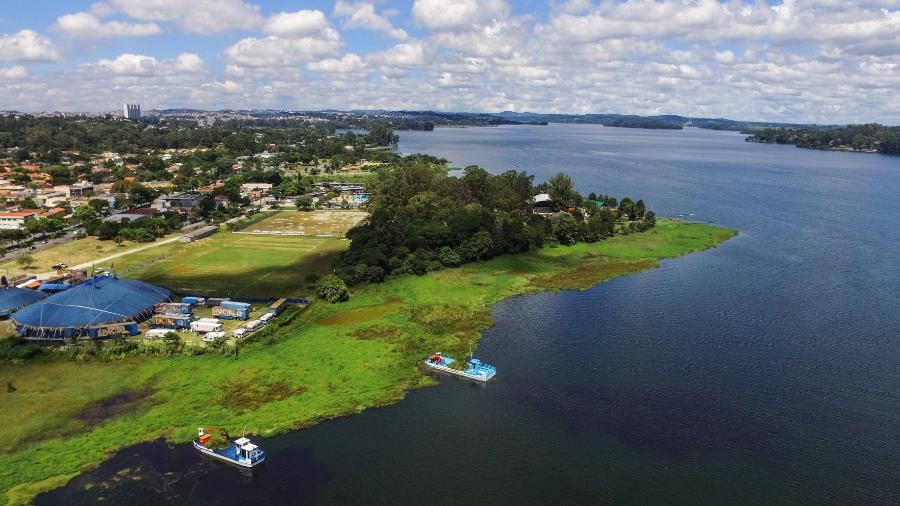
33, 236, 182, 280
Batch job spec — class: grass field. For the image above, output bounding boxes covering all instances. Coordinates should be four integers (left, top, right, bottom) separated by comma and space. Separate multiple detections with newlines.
127, 232, 347, 298
241, 210, 368, 237
0, 220, 736, 504
0, 236, 169, 278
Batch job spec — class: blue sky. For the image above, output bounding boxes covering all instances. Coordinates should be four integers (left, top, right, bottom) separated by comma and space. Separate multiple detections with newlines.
0, 0, 898, 124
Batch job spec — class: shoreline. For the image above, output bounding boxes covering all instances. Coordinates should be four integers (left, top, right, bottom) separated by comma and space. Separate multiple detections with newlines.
1, 219, 737, 504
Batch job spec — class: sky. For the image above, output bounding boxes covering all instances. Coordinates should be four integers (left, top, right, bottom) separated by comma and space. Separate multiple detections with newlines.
0, 0, 898, 124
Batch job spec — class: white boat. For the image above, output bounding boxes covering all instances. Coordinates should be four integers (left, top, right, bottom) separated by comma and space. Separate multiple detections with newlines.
193, 428, 266, 468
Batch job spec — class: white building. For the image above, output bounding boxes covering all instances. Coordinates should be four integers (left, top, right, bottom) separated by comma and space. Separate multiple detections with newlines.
0, 210, 39, 230
123, 103, 141, 120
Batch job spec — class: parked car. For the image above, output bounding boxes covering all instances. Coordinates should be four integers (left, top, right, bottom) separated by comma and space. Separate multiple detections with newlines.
202, 331, 225, 342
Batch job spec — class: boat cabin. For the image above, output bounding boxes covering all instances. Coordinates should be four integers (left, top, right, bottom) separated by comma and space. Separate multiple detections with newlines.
233, 437, 264, 464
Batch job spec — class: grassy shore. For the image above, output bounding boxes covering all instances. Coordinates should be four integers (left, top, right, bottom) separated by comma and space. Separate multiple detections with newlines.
0, 219, 735, 504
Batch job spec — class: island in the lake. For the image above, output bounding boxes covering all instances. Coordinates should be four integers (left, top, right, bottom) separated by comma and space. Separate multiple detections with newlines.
746, 123, 900, 155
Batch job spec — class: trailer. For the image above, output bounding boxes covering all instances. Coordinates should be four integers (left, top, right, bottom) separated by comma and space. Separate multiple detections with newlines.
145, 328, 172, 339
212, 306, 250, 320
182, 296, 206, 306
154, 302, 192, 315
87, 322, 139, 339
151, 313, 192, 329
267, 298, 288, 315
221, 300, 251, 310
191, 320, 223, 333
245, 319, 263, 331
206, 298, 231, 307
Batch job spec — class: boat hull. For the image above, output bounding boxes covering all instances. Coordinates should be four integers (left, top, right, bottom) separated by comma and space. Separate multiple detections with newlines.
193, 441, 266, 468
424, 361, 495, 382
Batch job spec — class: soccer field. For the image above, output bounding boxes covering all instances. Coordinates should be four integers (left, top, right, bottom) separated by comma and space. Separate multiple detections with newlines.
128, 232, 347, 298
242, 210, 368, 237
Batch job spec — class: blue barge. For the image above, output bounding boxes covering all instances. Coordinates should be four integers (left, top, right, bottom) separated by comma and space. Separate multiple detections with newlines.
193, 428, 266, 468
425, 352, 496, 382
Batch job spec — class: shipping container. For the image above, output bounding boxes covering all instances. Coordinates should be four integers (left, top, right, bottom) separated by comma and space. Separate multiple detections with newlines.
87, 322, 139, 339
151, 313, 192, 329
267, 298, 287, 315
221, 300, 251, 310
154, 302, 192, 315
211, 306, 250, 320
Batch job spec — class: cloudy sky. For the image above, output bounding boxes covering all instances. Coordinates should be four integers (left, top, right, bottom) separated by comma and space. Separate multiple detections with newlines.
1, 0, 898, 123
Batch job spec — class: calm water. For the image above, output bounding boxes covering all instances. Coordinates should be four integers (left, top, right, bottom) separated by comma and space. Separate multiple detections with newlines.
41, 125, 900, 505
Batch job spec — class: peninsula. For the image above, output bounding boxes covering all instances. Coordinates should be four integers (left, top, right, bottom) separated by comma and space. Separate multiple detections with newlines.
0, 118, 736, 504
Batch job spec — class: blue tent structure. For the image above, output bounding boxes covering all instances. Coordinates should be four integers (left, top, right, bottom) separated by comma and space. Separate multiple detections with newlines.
11, 275, 171, 340
0, 287, 48, 317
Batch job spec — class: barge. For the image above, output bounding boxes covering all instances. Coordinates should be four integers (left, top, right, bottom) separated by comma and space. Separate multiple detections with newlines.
425, 352, 496, 382
193, 428, 266, 468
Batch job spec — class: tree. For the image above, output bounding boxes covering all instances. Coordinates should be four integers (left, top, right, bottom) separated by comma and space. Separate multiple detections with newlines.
16, 254, 34, 269
619, 198, 635, 221
456, 230, 493, 262
316, 275, 349, 303
635, 199, 646, 220
553, 212, 580, 245
295, 195, 313, 211
547, 172, 577, 210
72, 205, 97, 224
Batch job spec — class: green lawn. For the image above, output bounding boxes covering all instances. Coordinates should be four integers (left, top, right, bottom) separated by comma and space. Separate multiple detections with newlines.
125, 232, 347, 298
0, 219, 736, 504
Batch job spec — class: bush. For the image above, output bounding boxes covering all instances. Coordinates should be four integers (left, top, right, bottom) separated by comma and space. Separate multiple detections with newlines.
316, 274, 349, 303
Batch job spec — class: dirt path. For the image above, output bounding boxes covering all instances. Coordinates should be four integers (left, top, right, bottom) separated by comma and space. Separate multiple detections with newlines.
34, 236, 182, 280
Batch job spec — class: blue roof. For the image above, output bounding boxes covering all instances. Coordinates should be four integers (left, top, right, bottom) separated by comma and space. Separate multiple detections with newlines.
12, 275, 170, 337
0, 287, 47, 316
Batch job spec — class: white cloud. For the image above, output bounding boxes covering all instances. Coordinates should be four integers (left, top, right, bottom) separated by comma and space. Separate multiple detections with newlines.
0, 30, 59, 62
93, 0, 262, 34
264, 10, 334, 38
369, 42, 428, 67
412, 0, 510, 32
223, 35, 341, 68
86, 52, 205, 76
53, 12, 161, 39
334, 1, 408, 40
308, 53, 367, 74
0, 66, 28, 80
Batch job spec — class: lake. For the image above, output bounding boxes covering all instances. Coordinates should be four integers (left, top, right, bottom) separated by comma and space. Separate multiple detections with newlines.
39, 125, 900, 505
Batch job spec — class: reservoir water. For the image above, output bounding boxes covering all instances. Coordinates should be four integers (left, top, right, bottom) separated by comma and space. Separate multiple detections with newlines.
40, 125, 900, 504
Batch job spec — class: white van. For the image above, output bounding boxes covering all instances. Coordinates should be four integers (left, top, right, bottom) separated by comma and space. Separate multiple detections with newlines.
233, 328, 248, 338
202, 331, 225, 342
259, 313, 274, 323
145, 329, 171, 339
